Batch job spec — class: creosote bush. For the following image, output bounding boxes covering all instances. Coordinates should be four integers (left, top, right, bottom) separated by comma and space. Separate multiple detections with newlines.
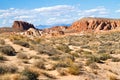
0, 45, 16, 56
57, 44, 71, 53
21, 69, 39, 80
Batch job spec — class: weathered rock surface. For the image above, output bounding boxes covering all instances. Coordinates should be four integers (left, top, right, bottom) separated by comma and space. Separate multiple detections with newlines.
68, 17, 120, 32
12, 21, 35, 31
25, 28, 42, 37
43, 26, 68, 36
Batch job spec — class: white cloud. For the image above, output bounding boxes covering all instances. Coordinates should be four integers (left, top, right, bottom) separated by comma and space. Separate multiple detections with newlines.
34, 5, 74, 12
0, 5, 109, 27
115, 9, 120, 13
78, 6, 108, 17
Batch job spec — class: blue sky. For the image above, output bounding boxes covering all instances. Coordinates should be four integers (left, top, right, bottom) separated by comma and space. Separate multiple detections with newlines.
0, 0, 120, 27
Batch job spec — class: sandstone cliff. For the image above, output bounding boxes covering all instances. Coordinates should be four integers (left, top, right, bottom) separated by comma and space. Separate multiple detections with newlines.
68, 17, 120, 32
12, 21, 35, 31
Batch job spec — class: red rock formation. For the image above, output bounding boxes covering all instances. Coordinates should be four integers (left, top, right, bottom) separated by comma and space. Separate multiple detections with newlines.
68, 17, 120, 32
12, 21, 35, 31
43, 26, 68, 33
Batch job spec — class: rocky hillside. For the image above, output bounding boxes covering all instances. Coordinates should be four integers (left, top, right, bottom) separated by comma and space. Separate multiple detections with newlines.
43, 26, 68, 33
12, 21, 35, 31
68, 17, 120, 32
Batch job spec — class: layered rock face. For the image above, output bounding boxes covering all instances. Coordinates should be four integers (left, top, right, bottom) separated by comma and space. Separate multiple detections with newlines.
68, 17, 120, 32
12, 21, 35, 31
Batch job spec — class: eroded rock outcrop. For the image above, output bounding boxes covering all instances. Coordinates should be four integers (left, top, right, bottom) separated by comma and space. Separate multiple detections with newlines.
43, 26, 68, 36
68, 17, 120, 32
12, 21, 35, 31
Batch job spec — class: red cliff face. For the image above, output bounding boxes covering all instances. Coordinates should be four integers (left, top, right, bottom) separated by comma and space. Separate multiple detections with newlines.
68, 17, 120, 32
12, 21, 35, 31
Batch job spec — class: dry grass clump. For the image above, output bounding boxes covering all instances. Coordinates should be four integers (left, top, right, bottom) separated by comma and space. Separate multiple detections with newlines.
0, 64, 18, 74
56, 44, 71, 53
68, 64, 81, 75
86, 53, 112, 66
0, 39, 5, 45
56, 54, 74, 68
21, 68, 39, 80
35, 44, 59, 56
13, 40, 30, 48
0, 45, 16, 56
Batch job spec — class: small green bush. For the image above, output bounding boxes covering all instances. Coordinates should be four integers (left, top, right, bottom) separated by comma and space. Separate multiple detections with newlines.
0, 45, 16, 56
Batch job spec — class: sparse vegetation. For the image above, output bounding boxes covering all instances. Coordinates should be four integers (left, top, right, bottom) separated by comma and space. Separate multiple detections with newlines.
0, 45, 16, 56
0, 30, 119, 80
68, 64, 81, 75
0, 64, 18, 74
57, 44, 71, 53
21, 69, 39, 80
13, 40, 30, 48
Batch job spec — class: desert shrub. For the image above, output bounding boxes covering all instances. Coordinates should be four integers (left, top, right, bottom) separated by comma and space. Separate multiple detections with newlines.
68, 64, 80, 75
99, 53, 111, 61
21, 69, 39, 80
0, 45, 16, 56
0, 39, 5, 45
0, 55, 6, 61
56, 44, 71, 53
71, 52, 79, 57
13, 40, 30, 48
82, 51, 92, 58
86, 55, 101, 66
0, 64, 18, 74
17, 53, 28, 59
36, 44, 59, 56
56, 56, 74, 68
